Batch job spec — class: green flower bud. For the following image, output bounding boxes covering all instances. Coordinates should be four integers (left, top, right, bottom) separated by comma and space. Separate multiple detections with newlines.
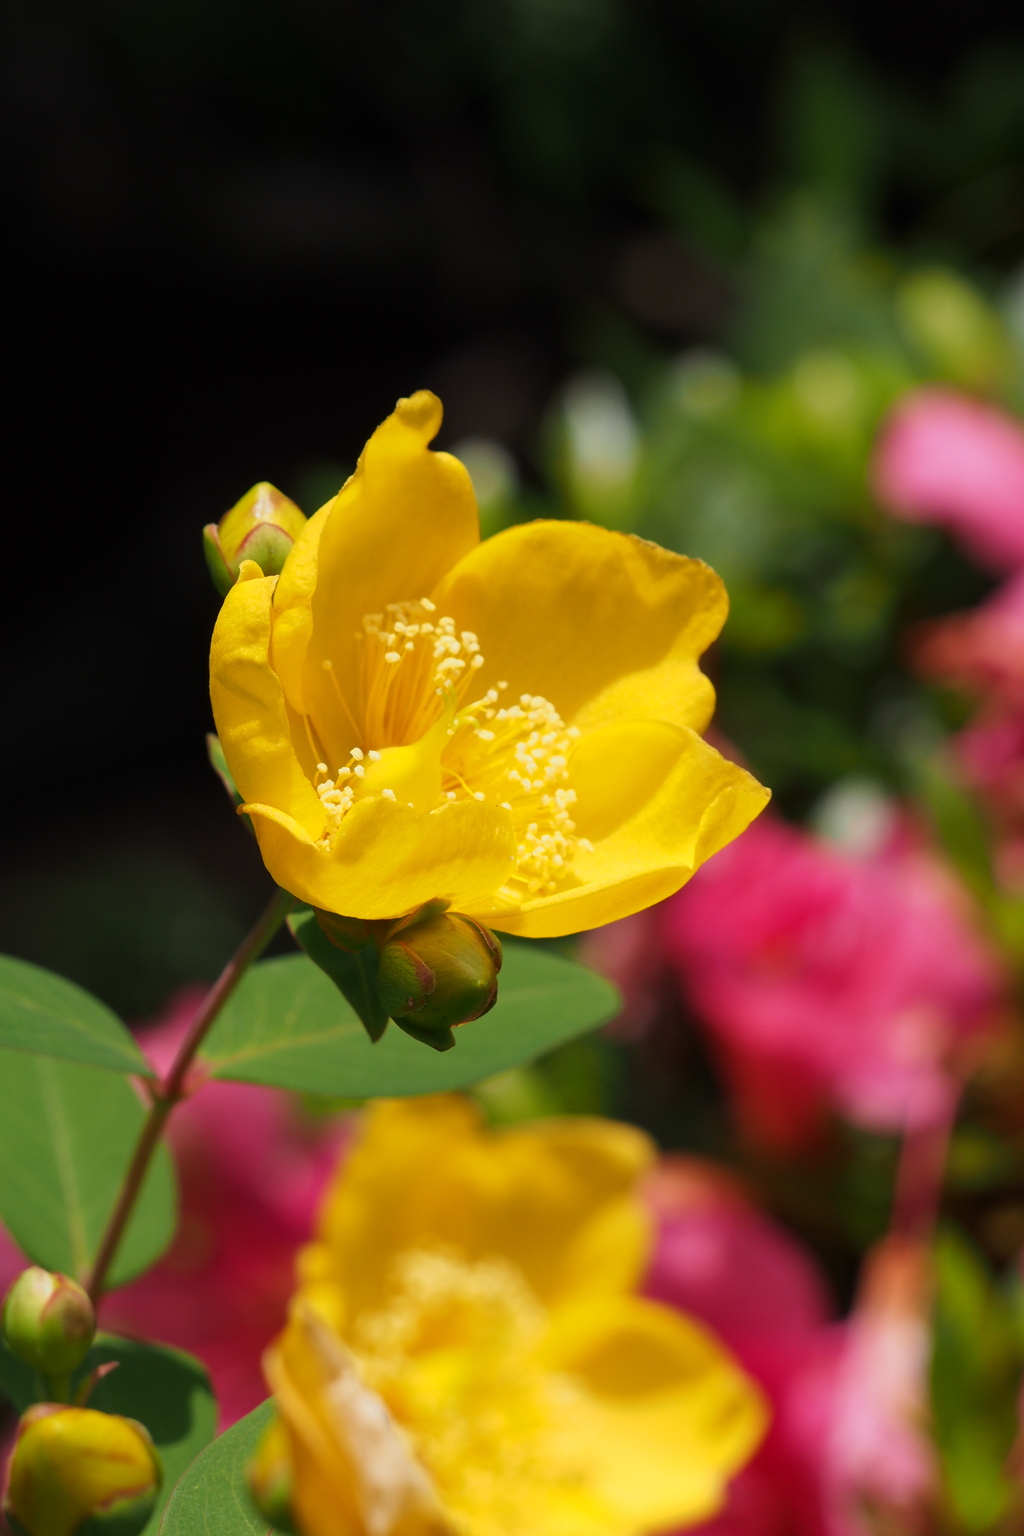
3, 1269, 96, 1378
4, 1405, 162, 1536
377, 912, 502, 1039
203, 482, 307, 595
246, 1415, 295, 1534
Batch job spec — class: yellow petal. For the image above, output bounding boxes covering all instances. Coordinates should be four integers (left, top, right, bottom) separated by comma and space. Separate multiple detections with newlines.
541, 1295, 767, 1531
210, 562, 325, 839
271, 497, 333, 716
302, 393, 480, 768
243, 795, 515, 920
315, 1099, 654, 1317
457, 1117, 654, 1306
475, 721, 769, 937
432, 521, 725, 734
266, 1301, 450, 1536
316, 1096, 482, 1320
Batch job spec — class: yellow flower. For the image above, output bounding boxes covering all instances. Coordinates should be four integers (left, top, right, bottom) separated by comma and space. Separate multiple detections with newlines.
262, 1096, 766, 1536
210, 391, 768, 935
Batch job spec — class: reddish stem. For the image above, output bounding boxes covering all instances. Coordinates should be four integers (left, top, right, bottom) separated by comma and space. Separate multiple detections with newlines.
890, 1087, 957, 1244
84, 887, 294, 1302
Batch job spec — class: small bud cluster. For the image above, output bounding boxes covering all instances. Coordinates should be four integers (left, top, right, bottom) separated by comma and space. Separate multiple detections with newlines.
3, 1268, 95, 1379
203, 482, 307, 595
376, 909, 503, 1043
2, 1268, 161, 1536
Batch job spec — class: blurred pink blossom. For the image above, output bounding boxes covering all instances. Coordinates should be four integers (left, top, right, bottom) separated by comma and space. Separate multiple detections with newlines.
644, 1161, 936, 1536
873, 387, 1024, 570
912, 575, 1024, 885
578, 909, 671, 1041
97, 989, 347, 1427
914, 571, 1024, 701
660, 816, 1001, 1151
824, 1236, 937, 1524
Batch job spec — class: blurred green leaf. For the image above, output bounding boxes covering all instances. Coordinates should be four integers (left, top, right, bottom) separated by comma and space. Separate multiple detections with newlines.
0, 1338, 35, 1411
207, 733, 254, 837
0, 1051, 176, 1288
0, 954, 150, 1075
0, 1333, 216, 1536
932, 1225, 1022, 1531
913, 753, 995, 902
896, 269, 1012, 391
200, 947, 618, 1097
206, 732, 242, 808
161, 1399, 273, 1536
289, 907, 388, 1042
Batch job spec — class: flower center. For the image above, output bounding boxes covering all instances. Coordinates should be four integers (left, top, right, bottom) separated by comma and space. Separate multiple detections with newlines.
351, 1249, 587, 1536
311, 600, 592, 897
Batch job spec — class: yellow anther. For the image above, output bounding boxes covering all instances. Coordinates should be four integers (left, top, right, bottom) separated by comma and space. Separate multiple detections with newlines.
313, 599, 585, 895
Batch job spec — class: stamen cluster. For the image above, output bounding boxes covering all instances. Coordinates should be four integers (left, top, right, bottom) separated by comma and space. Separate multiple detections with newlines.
446, 692, 591, 897
359, 599, 484, 744
352, 1248, 580, 1536
311, 600, 590, 897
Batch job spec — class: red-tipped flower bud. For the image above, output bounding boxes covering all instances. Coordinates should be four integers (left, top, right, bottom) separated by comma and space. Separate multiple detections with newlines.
376, 911, 502, 1038
246, 1415, 296, 1534
3, 1269, 95, 1378
203, 482, 307, 595
4, 1405, 162, 1536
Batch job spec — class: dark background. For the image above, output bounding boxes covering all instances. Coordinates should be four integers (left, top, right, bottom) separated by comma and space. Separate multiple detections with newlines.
6, 0, 1024, 1015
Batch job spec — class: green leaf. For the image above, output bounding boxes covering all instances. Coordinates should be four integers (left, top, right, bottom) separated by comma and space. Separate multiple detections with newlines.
0, 953, 150, 1074
0, 1051, 176, 1288
208, 733, 254, 837
200, 946, 619, 1097
207, 733, 242, 807
289, 908, 389, 1042
932, 1225, 1023, 1532
161, 1399, 274, 1536
0, 1333, 217, 1536
0, 1337, 36, 1411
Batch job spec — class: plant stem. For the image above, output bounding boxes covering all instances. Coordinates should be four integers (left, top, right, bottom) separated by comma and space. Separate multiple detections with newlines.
45, 1371, 71, 1404
890, 1086, 957, 1244
84, 887, 295, 1303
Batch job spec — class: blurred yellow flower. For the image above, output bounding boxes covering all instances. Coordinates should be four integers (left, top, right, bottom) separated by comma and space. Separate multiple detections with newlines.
210, 391, 768, 935
262, 1096, 766, 1536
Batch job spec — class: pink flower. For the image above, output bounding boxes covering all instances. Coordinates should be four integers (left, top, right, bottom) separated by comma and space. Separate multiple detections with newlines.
98, 990, 347, 1427
873, 388, 1024, 571
643, 1162, 937, 1536
909, 573, 1024, 884
661, 816, 1001, 1150
913, 570, 1024, 703
0, 1226, 23, 1302
577, 909, 671, 1041
824, 1236, 937, 1522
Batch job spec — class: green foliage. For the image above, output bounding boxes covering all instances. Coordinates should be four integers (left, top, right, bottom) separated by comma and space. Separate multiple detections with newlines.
931, 1226, 1023, 1532
0, 1334, 216, 1536
160, 1400, 274, 1536
0, 954, 151, 1075
289, 907, 389, 1042
912, 753, 996, 903
539, 203, 1010, 815
200, 947, 618, 1097
207, 733, 254, 837
0, 1052, 176, 1288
